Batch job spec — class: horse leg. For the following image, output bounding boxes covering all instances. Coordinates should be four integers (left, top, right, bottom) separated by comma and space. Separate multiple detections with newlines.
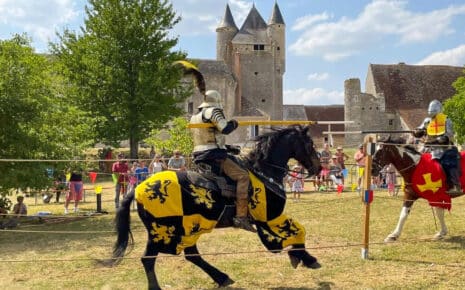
432, 207, 448, 240
184, 245, 234, 287
288, 244, 321, 269
385, 203, 412, 243
141, 241, 160, 290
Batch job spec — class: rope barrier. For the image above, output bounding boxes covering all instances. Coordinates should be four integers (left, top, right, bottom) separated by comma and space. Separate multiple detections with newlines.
0, 236, 463, 264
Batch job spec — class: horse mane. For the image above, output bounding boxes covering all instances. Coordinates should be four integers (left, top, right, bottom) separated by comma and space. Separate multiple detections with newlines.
247, 125, 306, 169
378, 135, 419, 154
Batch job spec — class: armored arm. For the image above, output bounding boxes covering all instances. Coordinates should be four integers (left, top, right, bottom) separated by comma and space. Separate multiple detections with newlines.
205, 108, 238, 135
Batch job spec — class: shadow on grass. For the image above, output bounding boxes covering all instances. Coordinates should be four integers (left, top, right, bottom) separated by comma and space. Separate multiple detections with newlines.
442, 235, 465, 248
0, 214, 120, 254
270, 281, 335, 290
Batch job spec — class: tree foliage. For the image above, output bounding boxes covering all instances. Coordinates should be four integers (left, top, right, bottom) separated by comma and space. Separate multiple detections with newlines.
52, 0, 191, 159
145, 117, 193, 156
0, 35, 92, 196
444, 69, 465, 144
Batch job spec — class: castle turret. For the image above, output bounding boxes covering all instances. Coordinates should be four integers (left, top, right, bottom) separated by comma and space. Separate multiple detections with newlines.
268, 1, 286, 72
344, 78, 362, 145
216, 4, 238, 65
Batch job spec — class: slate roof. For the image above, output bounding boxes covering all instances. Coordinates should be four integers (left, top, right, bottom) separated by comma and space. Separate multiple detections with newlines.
233, 5, 268, 44
269, 2, 285, 25
283, 105, 307, 120
304, 105, 345, 137
370, 64, 464, 110
369, 63, 464, 129
217, 4, 238, 30
237, 97, 266, 117
194, 59, 235, 82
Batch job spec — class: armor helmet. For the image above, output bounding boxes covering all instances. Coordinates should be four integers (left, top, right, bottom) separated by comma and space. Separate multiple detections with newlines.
198, 90, 222, 109
427, 99, 442, 118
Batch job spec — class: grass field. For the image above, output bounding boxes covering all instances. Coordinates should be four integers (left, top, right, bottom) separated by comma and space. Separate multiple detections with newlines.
2, 179, 465, 290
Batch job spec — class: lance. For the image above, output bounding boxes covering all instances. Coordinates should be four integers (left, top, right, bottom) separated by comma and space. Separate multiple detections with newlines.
361, 130, 415, 134
322, 130, 414, 135
187, 120, 321, 128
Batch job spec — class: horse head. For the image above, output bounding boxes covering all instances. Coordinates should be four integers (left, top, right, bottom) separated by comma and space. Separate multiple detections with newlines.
372, 135, 418, 176
248, 125, 321, 181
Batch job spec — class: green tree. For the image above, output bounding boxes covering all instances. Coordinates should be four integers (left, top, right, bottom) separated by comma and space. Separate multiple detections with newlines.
145, 117, 193, 156
52, 0, 191, 159
444, 70, 465, 144
0, 35, 92, 196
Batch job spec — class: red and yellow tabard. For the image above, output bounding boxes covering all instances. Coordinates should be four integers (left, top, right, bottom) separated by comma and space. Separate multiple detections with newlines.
412, 153, 450, 209
427, 113, 447, 136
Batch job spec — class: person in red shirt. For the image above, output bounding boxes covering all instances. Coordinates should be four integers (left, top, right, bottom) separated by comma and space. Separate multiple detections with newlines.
112, 153, 129, 209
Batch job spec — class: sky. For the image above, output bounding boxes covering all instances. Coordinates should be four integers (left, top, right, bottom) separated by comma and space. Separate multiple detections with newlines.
1, 0, 465, 106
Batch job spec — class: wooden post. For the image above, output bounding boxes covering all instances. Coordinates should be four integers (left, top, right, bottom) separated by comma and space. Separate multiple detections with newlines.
361, 136, 375, 259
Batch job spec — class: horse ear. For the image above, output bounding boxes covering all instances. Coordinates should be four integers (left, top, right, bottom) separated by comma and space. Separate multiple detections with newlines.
302, 126, 310, 137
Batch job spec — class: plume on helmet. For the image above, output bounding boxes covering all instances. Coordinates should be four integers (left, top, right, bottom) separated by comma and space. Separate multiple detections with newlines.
173, 60, 206, 96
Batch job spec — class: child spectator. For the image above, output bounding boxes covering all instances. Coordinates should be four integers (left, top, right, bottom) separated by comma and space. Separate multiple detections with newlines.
135, 160, 149, 185
329, 155, 343, 189
65, 170, 83, 214
289, 163, 304, 201
13, 196, 27, 216
385, 163, 397, 196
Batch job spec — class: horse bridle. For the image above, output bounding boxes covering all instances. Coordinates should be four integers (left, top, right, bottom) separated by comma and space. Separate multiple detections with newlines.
374, 143, 416, 173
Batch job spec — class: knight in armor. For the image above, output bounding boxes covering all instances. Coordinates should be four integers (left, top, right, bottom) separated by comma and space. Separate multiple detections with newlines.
413, 99, 462, 195
190, 90, 256, 233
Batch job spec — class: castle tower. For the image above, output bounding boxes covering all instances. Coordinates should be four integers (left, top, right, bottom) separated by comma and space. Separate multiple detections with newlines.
268, 1, 286, 72
344, 78, 362, 145
228, 3, 285, 120
216, 4, 238, 67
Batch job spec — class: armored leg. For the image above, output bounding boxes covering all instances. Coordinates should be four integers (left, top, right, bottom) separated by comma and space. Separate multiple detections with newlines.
221, 158, 256, 233
441, 148, 463, 196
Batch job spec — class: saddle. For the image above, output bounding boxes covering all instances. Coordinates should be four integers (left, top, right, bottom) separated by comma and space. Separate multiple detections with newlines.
186, 170, 236, 198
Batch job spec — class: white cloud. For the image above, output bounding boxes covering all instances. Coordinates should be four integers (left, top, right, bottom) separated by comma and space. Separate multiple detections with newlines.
172, 0, 252, 35
0, 0, 79, 46
289, 0, 465, 62
307, 72, 329, 81
292, 12, 330, 31
284, 88, 344, 105
417, 44, 465, 66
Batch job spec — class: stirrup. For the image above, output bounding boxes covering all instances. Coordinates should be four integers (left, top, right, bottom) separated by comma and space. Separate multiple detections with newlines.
446, 185, 464, 197
233, 217, 257, 233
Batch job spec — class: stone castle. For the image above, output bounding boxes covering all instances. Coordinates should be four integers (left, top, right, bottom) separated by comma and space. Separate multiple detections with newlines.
184, 3, 285, 144
344, 64, 464, 145
184, 2, 465, 147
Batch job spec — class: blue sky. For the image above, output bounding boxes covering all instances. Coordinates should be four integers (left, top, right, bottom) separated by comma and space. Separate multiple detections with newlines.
1, 0, 465, 105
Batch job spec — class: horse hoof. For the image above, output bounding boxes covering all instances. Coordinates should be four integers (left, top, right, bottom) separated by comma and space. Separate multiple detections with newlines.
384, 236, 397, 243
433, 234, 445, 241
289, 255, 301, 269
219, 277, 235, 287
306, 261, 322, 269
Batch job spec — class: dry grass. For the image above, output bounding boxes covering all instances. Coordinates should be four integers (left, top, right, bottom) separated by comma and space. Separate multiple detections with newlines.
2, 180, 465, 289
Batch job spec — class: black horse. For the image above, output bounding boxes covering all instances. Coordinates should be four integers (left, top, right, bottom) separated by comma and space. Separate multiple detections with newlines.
112, 125, 322, 289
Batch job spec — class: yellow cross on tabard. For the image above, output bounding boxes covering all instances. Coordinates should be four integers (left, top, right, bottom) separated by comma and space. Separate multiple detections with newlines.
417, 173, 442, 193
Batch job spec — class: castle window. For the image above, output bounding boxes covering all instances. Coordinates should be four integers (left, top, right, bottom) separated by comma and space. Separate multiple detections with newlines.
277, 47, 280, 51
188, 102, 193, 114
389, 119, 393, 126
254, 72, 258, 75
253, 44, 264, 51
261, 99, 266, 103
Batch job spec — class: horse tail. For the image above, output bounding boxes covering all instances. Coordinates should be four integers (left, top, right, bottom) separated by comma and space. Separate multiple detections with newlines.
112, 188, 135, 265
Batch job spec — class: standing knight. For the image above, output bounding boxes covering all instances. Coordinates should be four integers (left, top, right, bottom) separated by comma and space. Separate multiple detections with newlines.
414, 99, 462, 195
